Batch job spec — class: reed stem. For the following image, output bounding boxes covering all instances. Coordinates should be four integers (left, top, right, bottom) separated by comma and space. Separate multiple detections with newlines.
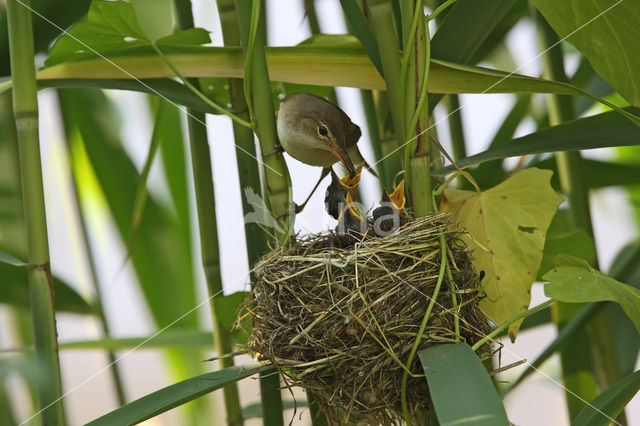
536, 11, 621, 419
237, 0, 293, 244
7, 0, 65, 424
407, 2, 434, 216
367, 0, 406, 151
217, 1, 285, 424
175, 2, 243, 424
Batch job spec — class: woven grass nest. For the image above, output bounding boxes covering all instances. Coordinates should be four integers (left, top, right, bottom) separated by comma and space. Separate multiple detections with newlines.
239, 213, 493, 424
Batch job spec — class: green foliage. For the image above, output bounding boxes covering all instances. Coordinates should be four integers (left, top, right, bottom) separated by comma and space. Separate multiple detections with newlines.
46, 0, 211, 66
435, 108, 640, 175
214, 291, 251, 345
3, 0, 640, 423
419, 343, 509, 426
86, 363, 268, 426
1, 262, 93, 314
444, 168, 562, 338
544, 257, 640, 333
59, 330, 214, 350
538, 210, 597, 280
571, 370, 640, 426
532, 0, 640, 106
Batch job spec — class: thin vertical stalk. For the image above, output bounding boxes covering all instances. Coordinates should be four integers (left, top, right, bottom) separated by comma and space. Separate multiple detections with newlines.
372, 90, 403, 189
215, 0, 268, 265
237, 0, 293, 244
217, 1, 284, 424
186, 109, 243, 426
6, 1, 65, 424
360, 90, 387, 190
536, 11, 621, 419
174, 2, 243, 425
237, 0, 289, 423
60, 116, 127, 405
445, 95, 467, 161
367, 0, 406, 150
407, 2, 434, 217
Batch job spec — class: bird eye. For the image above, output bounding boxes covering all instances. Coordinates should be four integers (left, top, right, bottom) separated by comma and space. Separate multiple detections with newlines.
318, 125, 328, 137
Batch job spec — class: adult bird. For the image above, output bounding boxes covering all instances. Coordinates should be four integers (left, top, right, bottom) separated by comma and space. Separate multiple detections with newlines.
277, 92, 374, 212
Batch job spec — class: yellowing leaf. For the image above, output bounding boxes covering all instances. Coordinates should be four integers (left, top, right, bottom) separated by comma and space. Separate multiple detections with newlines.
444, 168, 562, 340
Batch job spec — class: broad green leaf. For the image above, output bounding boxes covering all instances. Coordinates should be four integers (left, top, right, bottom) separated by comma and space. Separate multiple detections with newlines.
214, 291, 250, 345
467, 0, 529, 65
38, 78, 226, 115
431, 0, 518, 64
0, 262, 93, 314
508, 241, 640, 393
544, 263, 640, 334
46, 0, 150, 66
336, 2, 383, 75
538, 210, 597, 280
444, 168, 562, 338
45, 0, 210, 66
435, 108, 640, 176
155, 98, 193, 275
156, 28, 211, 47
58, 88, 197, 330
531, 157, 640, 190
57, 88, 203, 386
0, 35, 634, 124
418, 343, 509, 426
571, 370, 640, 426
0, 0, 91, 76
59, 330, 214, 350
131, 0, 174, 42
428, 0, 522, 110
215, 292, 249, 330
86, 363, 268, 426
532, 0, 640, 106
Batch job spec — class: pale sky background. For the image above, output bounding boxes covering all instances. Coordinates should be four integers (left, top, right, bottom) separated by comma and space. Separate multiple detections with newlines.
1, 0, 639, 425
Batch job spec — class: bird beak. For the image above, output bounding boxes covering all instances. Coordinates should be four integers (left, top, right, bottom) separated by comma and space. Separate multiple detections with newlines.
388, 180, 406, 213
327, 142, 356, 177
339, 163, 363, 195
342, 192, 364, 222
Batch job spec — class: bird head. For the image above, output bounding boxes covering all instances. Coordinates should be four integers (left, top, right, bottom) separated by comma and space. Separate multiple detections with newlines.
278, 93, 357, 177
308, 117, 356, 177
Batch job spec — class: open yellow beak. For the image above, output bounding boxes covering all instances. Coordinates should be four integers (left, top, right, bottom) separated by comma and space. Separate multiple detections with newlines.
339, 162, 364, 195
388, 180, 406, 213
341, 192, 364, 222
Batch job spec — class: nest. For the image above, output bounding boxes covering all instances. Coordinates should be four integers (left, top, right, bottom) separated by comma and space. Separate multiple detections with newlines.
239, 214, 492, 424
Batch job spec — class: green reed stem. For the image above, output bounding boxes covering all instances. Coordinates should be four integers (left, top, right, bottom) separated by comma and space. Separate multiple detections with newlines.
7, 1, 65, 424
237, 0, 293, 244
216, 0, 284, 424
407, 3, 434, 216
536, 11, 621, 419
174, 3, 243, 424
368, 0, 406, 149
